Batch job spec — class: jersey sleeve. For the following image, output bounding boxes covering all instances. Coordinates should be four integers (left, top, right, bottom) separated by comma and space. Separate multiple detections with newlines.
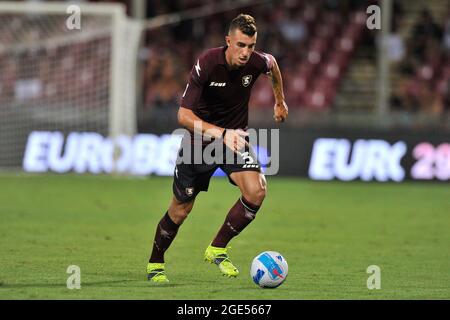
256, 51, 274, 75
180, 53, 210, 109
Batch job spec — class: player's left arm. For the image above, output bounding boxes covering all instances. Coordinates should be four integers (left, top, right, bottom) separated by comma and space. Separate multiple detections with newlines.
267, 55, 288, 123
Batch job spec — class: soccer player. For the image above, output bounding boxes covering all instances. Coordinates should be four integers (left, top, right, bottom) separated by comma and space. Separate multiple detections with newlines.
147, 13, 288, 282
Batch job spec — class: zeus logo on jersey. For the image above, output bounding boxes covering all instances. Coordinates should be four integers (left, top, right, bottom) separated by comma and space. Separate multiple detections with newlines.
209, 82, 226, 87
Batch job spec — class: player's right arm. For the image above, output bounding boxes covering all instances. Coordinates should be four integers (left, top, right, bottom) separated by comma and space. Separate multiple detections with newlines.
178, 55, 247, 152
178, 108, 248, 153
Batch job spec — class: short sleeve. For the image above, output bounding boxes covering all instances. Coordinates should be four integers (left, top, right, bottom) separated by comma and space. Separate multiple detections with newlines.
180, 54, 210, 109
262, 53, 274, 75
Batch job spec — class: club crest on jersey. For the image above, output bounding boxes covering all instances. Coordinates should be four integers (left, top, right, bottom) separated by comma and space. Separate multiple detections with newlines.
185, 187, 194, 197
242, 75, 252, 87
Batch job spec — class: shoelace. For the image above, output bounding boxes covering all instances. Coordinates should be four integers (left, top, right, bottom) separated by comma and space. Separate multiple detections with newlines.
214, 255, 237, 271
213, 253, 229, 265
211, 246, 233, 265
148, 268, 165, 279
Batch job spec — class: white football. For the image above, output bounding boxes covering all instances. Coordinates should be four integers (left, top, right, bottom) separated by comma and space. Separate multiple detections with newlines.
250, 251, 288, 288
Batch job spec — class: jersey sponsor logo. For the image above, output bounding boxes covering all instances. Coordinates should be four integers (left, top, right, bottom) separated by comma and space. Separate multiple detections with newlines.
209, 81, 226, 87
242, 75, 252, 87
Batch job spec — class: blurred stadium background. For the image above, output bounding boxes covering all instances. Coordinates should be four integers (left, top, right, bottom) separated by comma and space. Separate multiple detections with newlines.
0, 0, 448, 180
0, 0, 449, 300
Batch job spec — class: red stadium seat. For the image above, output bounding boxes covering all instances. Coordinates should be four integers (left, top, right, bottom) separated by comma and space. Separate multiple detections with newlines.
309, 37, 328, 54
315, 24, 336, 41
323, 62, 341, 80
298, 61, 316, 81
301, 4, 319, 27
337, 36, 355, 53
323, 11, 342, 27
302, 90, 328, 110
416, 65, 434, 81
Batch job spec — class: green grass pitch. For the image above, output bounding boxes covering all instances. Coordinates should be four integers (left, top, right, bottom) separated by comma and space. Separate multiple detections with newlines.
0, 173, 448, 299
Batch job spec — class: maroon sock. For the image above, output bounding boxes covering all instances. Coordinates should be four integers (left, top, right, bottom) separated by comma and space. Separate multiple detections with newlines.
211, 197, 260, 248
149, 212, 180, 263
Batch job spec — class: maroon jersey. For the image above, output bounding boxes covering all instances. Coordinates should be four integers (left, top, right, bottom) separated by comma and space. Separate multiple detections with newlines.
181, 46, 273, 130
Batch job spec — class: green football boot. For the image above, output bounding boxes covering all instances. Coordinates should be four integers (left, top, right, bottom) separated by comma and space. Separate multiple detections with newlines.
204, 245, 239, 277
147, 263, 169, 283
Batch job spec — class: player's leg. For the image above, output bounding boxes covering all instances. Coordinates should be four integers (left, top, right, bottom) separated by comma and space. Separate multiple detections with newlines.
147, 196, 195, 282
211, 170, 266, 247
148, 138, 216, 282
205, 170, 266, 277
149, 196, 196, 263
